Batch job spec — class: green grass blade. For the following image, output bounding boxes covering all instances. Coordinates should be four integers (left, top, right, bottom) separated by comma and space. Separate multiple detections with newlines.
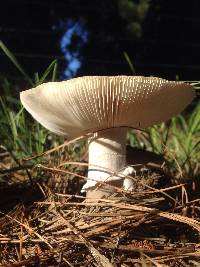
34, 72, 40, 85
8, 110, 18, 141
37, 60, 58, 85
0, 96, 10, 123
52, 61, 58, 82
123, 52, 136, 75
15, 106, 25, 127
0, 40, 33, 86
188, 103, 200, 133
176, 115, 188, 133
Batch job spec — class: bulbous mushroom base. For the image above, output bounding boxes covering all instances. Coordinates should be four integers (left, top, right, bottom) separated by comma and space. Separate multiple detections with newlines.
81, 127, 136, 198
86, 167, 136, 200
86, 179, 123, 200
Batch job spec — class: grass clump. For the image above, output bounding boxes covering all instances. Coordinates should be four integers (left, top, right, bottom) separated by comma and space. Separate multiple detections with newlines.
128, 101, 200, 177
0, 41, 59, 161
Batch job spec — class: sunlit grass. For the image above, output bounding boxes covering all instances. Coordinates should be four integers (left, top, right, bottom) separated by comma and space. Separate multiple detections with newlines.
0, 41, 59, 161
128, 103, 200, 177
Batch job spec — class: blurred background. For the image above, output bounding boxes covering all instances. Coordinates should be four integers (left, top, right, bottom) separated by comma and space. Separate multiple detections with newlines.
1, 0, 200, 84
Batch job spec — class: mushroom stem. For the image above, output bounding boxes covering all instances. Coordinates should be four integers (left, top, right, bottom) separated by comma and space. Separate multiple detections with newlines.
81, 127, 127, 194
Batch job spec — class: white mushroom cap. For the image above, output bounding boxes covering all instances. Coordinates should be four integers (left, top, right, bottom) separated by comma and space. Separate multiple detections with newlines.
20, 76, 195, 139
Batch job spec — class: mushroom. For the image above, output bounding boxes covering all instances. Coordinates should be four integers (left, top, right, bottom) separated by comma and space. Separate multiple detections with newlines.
20, 76, 195, 198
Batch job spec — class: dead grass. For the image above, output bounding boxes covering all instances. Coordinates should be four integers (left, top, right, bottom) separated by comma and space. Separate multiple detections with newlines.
0, 143, 200, 267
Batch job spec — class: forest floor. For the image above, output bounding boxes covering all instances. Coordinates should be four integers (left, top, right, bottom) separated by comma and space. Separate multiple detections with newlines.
0, 145, 199, 267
